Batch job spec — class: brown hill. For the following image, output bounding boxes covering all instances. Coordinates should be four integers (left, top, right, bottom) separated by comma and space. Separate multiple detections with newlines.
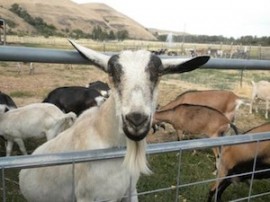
0, 0, 156, 40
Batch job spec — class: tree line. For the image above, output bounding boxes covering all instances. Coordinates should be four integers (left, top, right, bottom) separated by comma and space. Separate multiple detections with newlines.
157, 34, 270, 46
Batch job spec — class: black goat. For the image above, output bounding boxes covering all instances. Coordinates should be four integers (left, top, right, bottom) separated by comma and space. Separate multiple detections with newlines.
0, 91, 17, 112
43, 86, 105, 115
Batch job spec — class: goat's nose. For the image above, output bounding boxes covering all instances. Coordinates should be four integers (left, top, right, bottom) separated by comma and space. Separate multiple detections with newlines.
125, 113, 148, 127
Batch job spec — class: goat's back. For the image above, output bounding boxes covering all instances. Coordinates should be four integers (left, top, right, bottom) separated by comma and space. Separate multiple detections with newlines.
244, 122, 270, 134
161, 90, 239, 113
0, 103, 73, 139
251, 80, 270, 99
171, 104, 230, 137
43, 86, 102, 115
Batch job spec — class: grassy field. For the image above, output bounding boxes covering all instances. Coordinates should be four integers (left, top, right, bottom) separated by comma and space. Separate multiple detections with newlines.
1, 39, 270, 201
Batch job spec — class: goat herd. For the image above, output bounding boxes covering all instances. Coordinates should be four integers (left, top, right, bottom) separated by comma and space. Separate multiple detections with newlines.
0, 40, 270, 201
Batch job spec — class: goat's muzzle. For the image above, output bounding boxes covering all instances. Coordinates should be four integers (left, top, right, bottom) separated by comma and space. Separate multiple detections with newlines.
122, 113, 150, 141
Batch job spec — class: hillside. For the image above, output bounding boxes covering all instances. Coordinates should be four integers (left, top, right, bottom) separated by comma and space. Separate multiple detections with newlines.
0, 0, 156, 40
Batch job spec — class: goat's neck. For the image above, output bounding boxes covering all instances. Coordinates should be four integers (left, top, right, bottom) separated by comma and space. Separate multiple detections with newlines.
154, 110, 173, 125
96, 94, 125, 147
0, 113, 5, 122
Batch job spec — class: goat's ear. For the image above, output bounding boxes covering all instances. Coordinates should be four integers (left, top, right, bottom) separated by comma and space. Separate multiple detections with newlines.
68, 39, 110, 72
160, 56, 210, 75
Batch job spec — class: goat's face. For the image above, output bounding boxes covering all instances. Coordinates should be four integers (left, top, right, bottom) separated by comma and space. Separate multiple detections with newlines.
107, 51, 162, 141
69, 40, 209, 141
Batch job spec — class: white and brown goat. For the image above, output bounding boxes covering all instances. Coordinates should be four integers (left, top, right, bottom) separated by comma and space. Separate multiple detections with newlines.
208, 122, 270, 202
249, 80, 270, 119
19, 40, 209, 202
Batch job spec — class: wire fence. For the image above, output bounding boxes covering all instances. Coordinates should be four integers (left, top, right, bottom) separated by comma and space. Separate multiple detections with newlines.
0, 133, 270, 201
1, 44, 270, 201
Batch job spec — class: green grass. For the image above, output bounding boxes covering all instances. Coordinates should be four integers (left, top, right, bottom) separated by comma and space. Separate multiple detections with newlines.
9, 91, 34, 98
0, 168, 27, 202
138, 149, 270, 202
1, 149, 270, 201
165, 69, 243, 90
138, 150, 214, 201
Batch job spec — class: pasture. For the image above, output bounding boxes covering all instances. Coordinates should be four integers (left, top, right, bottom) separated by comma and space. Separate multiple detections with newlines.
0, 39, 270, 201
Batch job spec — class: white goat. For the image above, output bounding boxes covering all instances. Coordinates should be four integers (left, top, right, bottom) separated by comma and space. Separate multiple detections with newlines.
0, 103, 76, 156
19, 40, 209, 202
249, 80, 270, 119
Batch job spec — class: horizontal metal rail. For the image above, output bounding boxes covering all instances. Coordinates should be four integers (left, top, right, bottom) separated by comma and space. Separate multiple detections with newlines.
0, 132, 269, 170
1, 45, 270, 70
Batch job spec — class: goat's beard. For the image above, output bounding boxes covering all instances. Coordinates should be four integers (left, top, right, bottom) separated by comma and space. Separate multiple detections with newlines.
123, 138, 152, 176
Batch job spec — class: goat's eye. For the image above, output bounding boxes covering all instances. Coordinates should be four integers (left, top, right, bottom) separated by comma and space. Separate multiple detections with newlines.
109, 63, 123, 87
147, 55, 162, 82
147, 62, 160, 83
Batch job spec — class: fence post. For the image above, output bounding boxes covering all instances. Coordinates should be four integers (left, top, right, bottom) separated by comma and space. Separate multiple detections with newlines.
175, 149, 183, 202
1, 168, 6, 202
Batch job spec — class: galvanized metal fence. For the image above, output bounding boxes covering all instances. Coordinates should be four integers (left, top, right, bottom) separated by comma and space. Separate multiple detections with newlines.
1, 45, 270, 201
0, 133, 270, 201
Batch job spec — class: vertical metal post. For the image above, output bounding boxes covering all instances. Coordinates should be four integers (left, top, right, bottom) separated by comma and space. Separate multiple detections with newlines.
240, 68, 244, 88
259, 44, 262, 60
128, 176, 132, 202
214, 146, 223, 202
3, 20, 6, 46
247, 141, 259, 202
103, 43, 106, 52
175, 149, 182, 202
72, 161, 76, 202
1, 168, 6, 202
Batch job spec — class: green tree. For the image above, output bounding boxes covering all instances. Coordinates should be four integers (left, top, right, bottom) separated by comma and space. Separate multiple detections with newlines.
116, 30, 129, 41
108, 30, 115, 40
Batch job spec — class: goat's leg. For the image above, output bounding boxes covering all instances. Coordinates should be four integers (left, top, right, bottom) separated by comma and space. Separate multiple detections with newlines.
16, 62, 22, 75
249, 97, 255, 114
29, 63, 35, 75
14, 138, 27, 155
176, 130, 184, 141
211, 147, 221, 175
265, 100, 269, 119
255, 99, 259, 113
6, 140, 14, 156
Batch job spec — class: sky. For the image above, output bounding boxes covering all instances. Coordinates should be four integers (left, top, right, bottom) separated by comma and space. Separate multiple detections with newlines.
71, 0, 270, 38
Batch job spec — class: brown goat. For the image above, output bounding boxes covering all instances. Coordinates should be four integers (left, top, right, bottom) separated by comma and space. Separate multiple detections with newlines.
208, 122, 270, 202
153, 104, 238, 160
154, 103, 238, 140
159, 90, 243, 122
